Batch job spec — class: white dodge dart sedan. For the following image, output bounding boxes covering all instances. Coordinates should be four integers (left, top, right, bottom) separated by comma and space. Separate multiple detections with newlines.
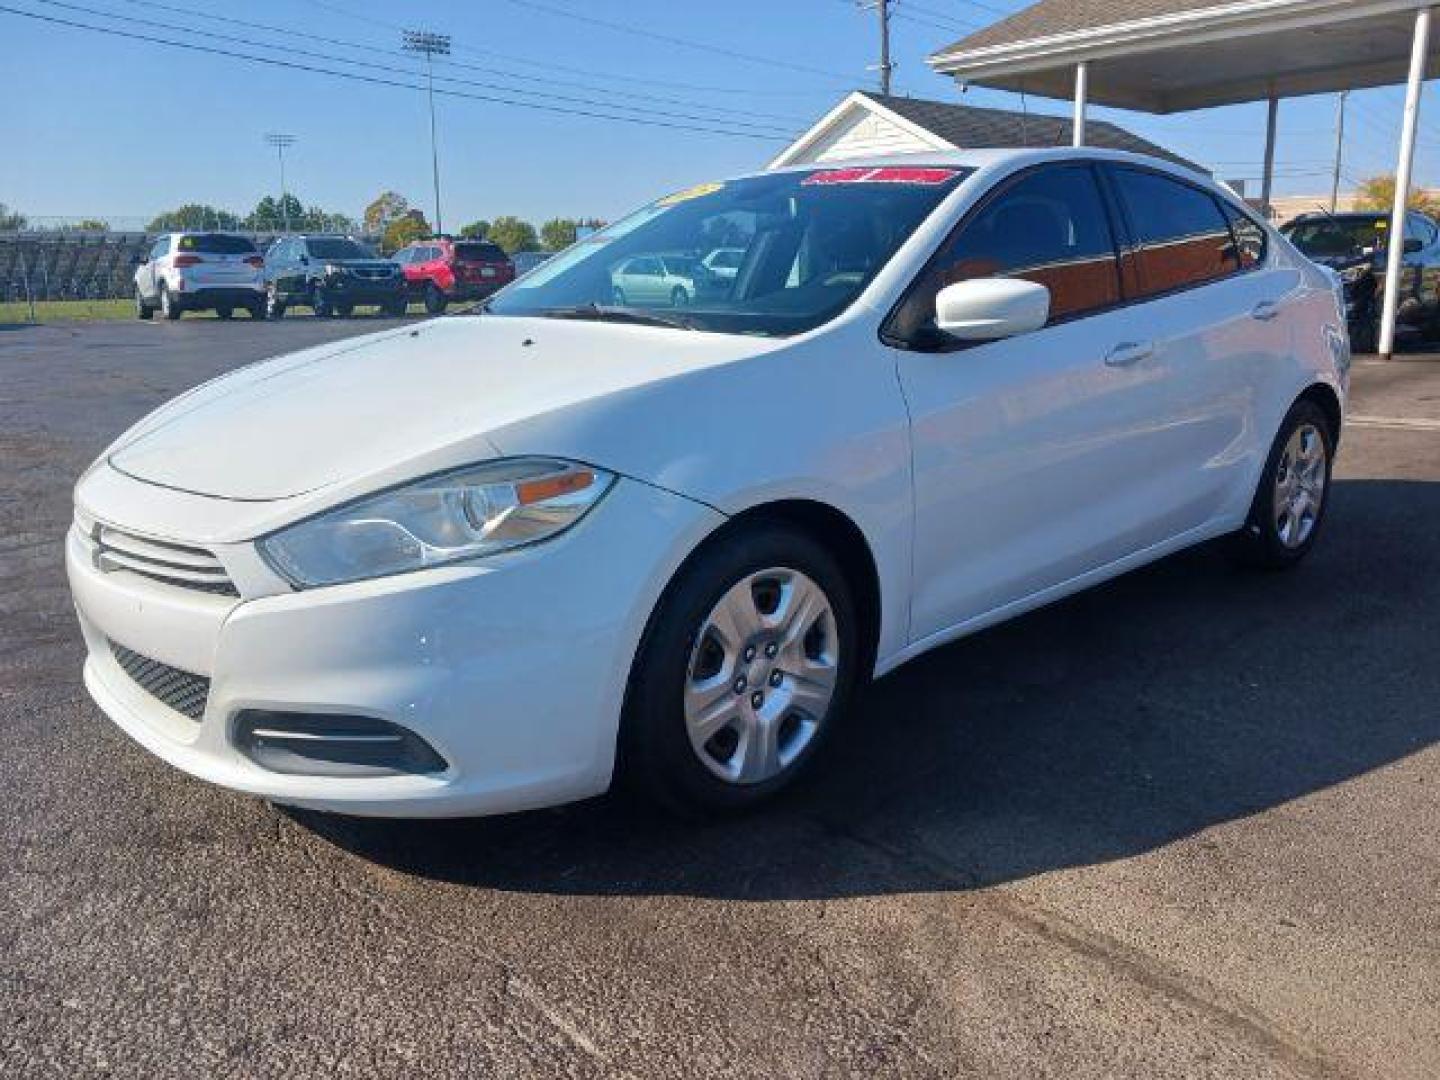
68, 149, 1349, 817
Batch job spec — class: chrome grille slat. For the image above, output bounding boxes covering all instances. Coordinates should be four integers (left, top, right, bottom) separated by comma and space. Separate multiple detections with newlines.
111, 644, 210, 721
76, 514, 239, 597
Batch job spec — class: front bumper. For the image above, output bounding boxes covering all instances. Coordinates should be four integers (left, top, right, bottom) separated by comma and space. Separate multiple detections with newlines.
324, 274, 407, 304
67, 475, 723, 817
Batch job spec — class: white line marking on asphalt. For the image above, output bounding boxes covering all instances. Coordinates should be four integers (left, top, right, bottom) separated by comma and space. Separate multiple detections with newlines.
1347, 415, 1440, 432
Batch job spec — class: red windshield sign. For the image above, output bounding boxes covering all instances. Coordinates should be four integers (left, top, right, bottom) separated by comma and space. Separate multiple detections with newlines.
802, 166, 958, 186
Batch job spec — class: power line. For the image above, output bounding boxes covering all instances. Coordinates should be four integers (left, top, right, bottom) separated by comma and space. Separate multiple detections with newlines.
493, 0, 858, 83
0, 4, 792, 141
20, 0, 801, 136
44, 0, 807, 132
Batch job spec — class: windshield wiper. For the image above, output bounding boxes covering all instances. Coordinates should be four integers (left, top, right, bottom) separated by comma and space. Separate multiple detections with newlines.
537, 303, 696, 330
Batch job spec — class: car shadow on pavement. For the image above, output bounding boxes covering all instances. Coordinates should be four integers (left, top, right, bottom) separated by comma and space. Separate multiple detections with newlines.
288, 478, 1440, 900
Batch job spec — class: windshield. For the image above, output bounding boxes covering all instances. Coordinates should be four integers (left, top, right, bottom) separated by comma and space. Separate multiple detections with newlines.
179, 233, 257, 255
1284, 217, 1392, 259
307, 238, 374, 260
486, 166, 971, 336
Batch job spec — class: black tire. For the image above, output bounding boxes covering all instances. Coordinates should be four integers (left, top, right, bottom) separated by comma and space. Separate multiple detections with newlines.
266, 287, 286, 320
311, 285, 332, 318
619, 523, 861, 815
383, 298, 408, 318
1351, 311, 1379, 355
160, 285, 181, 320
424, 283, 448, 315
334, 302, 355, 318
216, 305, 233, 320
670, 286, 689, 308
247, 299, 266, 319
134, 288, 153, 320
1232, 398, 1335, 570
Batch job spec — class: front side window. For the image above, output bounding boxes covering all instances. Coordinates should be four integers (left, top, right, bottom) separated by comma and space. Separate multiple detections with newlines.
150, 237, 169, 260
487, 166, 971, 337
1111, 168, 1237, 296
885, 164, 1120, 346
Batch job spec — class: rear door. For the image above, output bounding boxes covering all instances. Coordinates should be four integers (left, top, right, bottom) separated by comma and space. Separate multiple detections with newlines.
1104, 164, 1296, 525
892, 162, 1233, 641
140, 236, 168, 298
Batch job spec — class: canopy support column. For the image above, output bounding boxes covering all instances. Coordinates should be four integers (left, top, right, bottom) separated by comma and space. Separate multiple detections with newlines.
1260, 93, 1279, 218
1072, 61, 1088, 146
1380, 6, 1432, 360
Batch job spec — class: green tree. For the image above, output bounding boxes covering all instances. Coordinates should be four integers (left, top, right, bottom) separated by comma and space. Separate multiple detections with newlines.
488, 215, 539, 255
459, 219, 491, 239
1354, 174, 1440, 217
364, 190, 410, 234
146, 204, 241, 231
0, 203, 24, 230
381, 210, 430, 254
245, 194, 304, 231
73, 218, 109, 232
540, 217, 577, 251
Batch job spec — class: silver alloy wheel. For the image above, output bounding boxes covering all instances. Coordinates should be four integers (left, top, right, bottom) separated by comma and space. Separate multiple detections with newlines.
1273, 422, 1328, 548
683, 567, 839, 785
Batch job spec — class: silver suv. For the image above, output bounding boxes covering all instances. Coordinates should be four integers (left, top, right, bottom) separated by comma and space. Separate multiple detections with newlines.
134, 232, 266, 320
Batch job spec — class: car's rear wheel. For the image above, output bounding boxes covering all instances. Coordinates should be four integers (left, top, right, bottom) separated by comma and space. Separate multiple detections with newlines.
383, 297, 407, 317
620, 524, 860, 814
424, 283, 448, 315
334, 302, 354, 317
134, 288, 153, 320
247, 298, 266, 319
1233, 399, 1335, 569
160, 285, 181, 320
216, 305, 233, 320
311, 285, 332, 318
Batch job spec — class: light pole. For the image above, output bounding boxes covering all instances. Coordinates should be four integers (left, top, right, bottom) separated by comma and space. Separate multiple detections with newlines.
264, 132, 296, 234
402, 28, 450, 235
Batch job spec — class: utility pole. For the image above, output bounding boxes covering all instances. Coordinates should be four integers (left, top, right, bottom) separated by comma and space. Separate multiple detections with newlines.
877, 0, 893, 95
402, 28, 450, 235
264, 133, 296, 234
1330, 90, 1348, 212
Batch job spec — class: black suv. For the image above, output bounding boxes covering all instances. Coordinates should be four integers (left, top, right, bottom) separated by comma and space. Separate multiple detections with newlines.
264, 235, 407, 318
1282, 210, 1440, 352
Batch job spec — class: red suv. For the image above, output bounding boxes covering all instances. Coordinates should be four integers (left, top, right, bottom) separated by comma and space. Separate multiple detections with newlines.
394, 237, 515, 313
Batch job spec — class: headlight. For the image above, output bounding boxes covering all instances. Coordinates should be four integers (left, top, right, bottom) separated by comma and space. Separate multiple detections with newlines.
259, 458, 614, 588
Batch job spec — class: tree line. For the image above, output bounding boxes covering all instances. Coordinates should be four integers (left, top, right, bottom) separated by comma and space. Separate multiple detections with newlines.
361, 190, 604, 255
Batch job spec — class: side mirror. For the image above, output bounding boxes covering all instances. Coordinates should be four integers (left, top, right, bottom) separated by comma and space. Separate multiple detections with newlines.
1404, 238, 1424, 254
935, 278, 1051, 341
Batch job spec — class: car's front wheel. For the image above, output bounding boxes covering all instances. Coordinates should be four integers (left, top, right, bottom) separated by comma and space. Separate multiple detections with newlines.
266, 287, 285, 320
311, 285, 332, 318
424, 283, 448, 315
134, 288, 153, 320
159, 284, 181, 320
1234, 398, 1335, 569
621, 524, 860, 814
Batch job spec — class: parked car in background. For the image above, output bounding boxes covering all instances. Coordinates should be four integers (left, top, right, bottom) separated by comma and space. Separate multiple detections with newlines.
263, 235, 406, 319
70, 149, 1346, 820
394, 237, 514, 313
1281, 210, 1440, 352
133, 232, 265, 320
610, 252, 698, 307
511, 250, 552, 277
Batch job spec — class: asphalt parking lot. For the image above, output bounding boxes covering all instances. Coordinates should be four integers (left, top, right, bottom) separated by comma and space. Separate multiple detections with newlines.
2, 317, 1438, 1079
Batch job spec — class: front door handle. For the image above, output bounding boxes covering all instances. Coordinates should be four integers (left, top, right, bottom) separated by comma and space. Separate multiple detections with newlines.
1251, 300, 1281, 321
1104, 341, 1154, 368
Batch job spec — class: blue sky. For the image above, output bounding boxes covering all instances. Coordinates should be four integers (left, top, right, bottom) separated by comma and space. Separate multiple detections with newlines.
4, 0, 1437, 229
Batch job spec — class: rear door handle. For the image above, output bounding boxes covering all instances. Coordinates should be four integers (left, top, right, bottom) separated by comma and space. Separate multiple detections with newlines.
1251, 300, 1281, 321
1104, 341, 1154, 368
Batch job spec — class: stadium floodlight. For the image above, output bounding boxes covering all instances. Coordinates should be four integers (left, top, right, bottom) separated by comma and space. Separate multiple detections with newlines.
264, 133, 297, 234
401, 28, 451, 235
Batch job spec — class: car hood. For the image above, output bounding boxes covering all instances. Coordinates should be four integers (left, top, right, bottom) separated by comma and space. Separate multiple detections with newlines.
108, 317, 781, 501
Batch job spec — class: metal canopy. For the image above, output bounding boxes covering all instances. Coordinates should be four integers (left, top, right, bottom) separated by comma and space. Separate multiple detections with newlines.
928, 0, 1439, 358
930, 0, 1438, 113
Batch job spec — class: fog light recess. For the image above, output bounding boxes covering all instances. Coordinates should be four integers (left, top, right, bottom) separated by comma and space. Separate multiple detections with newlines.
234, 710, 448, 778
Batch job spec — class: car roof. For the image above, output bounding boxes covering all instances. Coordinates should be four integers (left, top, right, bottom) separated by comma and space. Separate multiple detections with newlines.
760, 146, 1212, 184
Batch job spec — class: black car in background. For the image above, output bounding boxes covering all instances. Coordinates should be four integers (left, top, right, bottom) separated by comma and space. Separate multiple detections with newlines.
264, 235, 407, 318
1282, 210, 1440, 352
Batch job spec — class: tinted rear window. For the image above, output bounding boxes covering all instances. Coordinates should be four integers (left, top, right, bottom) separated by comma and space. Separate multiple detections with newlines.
455, 242, 507, 262
1110, 168, 1237, 296
179, 233, 257, 254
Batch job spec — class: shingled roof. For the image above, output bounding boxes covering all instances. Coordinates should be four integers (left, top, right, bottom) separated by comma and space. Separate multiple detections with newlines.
866, 93, 1204, 173
935, 0, 1203, 55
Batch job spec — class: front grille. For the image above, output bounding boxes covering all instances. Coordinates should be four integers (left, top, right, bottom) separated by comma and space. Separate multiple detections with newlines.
111, 644, 210, 721
76, 512, 238, 596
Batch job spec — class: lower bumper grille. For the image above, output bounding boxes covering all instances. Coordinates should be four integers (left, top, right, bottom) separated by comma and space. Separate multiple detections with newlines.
111, 643, 210, 721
